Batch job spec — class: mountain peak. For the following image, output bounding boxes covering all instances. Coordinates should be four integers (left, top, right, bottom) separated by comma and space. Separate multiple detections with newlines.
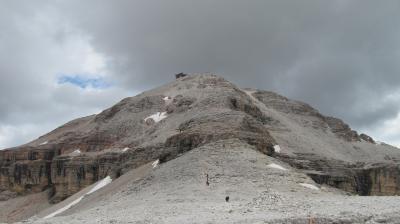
1, 74, 400, 222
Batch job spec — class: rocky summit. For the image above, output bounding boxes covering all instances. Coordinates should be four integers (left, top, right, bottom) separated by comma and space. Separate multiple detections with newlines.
1, 74, 400, 223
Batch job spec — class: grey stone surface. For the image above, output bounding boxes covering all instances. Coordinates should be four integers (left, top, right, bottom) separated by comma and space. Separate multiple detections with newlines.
29, 140, 400, 224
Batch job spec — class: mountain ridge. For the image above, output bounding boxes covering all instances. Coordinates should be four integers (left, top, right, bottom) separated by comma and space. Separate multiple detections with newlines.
1, 73, 400, 223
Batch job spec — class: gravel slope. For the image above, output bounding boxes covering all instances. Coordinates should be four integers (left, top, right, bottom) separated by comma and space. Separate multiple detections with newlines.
0, 191, 49, 223
25, 139, 400, 224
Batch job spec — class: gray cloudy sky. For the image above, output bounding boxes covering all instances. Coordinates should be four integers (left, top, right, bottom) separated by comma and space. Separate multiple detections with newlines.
1, 0, 400, 148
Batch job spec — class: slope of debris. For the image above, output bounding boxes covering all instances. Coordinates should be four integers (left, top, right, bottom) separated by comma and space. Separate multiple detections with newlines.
28, 140, 400, 224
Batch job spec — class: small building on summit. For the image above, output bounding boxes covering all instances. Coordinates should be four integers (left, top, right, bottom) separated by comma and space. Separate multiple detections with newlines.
175, 73, 188, 79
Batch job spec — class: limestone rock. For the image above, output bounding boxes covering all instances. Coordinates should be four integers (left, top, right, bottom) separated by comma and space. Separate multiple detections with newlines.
0, 190, 17, 201
324, 116, 361, 142
360, 133, 375, 144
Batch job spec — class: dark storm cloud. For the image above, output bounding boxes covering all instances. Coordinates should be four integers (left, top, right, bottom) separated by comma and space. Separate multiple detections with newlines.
1, 0, 400, 147
56, 0, 400, 129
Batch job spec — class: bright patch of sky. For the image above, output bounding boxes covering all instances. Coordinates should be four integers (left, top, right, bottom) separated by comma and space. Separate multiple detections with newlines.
357, 90, 400, 148
365, 111, 400, 148
0, 124, 51, 149
58, 75, 111, 89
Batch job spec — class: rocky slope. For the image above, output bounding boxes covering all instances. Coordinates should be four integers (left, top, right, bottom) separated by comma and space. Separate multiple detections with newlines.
28, 140, 400, 223
247, 90, 400, 195
0, 73, 400, 223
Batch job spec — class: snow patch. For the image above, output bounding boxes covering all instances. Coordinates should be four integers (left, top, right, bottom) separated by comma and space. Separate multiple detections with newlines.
152, 159, 160, 168
39, 141, 48, 145
267, 163, 287, 171
44, 176, 112, 219
299, 183, 319, 190
122, 147, 130, 152
145, 112, 168, 123
70, 149, 81, 156
274, 145, 281, 153
163, 96, 171, 101
86, 176, 113, 195
44, 196, 83, 219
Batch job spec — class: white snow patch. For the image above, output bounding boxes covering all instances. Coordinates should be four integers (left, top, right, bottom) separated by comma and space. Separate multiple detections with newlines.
86, 176, 113, 195
39, 141, 48, 145
152, 159, 160, 168
122, 147, 130, 152
163, 96, 171, 101
44, 196, 83, 219
44, 176, 112, 219
267, 163, 287, 171
274, 145, 281, 153
70, 149, 81, 156
299, 183, 320, 190
145, 112, 168, 123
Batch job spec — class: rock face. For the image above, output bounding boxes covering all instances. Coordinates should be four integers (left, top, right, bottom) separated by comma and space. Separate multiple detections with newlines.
323, 116, 361, 142
0, 147, 56, 195
364, 165, 400, 195
360, 133, 376, 144
250, 89, 400, 196
0, 73, 400, 205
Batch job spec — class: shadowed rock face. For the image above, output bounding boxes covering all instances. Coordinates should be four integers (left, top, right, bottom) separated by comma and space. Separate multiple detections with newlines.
364, 165, 400, 195
0, 74, 400, 204
323, 117, 361, 142
166, 112, 276, 156
252, 90, 362, 142
0, 148, 56, 195
306, 165, 400, 196
360, 133, 376, 144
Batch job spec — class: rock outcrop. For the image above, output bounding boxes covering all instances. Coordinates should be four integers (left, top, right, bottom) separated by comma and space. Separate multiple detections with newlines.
360, 133, 376, 144
323, 116, 361, 142
250, 89, 400, 196
0, 147, 56, 195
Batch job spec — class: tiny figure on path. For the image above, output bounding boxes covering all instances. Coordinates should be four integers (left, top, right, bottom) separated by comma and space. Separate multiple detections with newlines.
225, 196, 229, 202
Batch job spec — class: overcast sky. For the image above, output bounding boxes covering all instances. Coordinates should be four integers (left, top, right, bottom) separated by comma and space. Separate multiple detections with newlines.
1, 0, 400, 149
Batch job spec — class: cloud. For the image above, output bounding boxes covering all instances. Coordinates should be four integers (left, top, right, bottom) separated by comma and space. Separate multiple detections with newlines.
1, 0, 400, 148
363, 111, 400, 148
65, 0, 400, 145
0, 1, 131, 148
56, 0, 400, 124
